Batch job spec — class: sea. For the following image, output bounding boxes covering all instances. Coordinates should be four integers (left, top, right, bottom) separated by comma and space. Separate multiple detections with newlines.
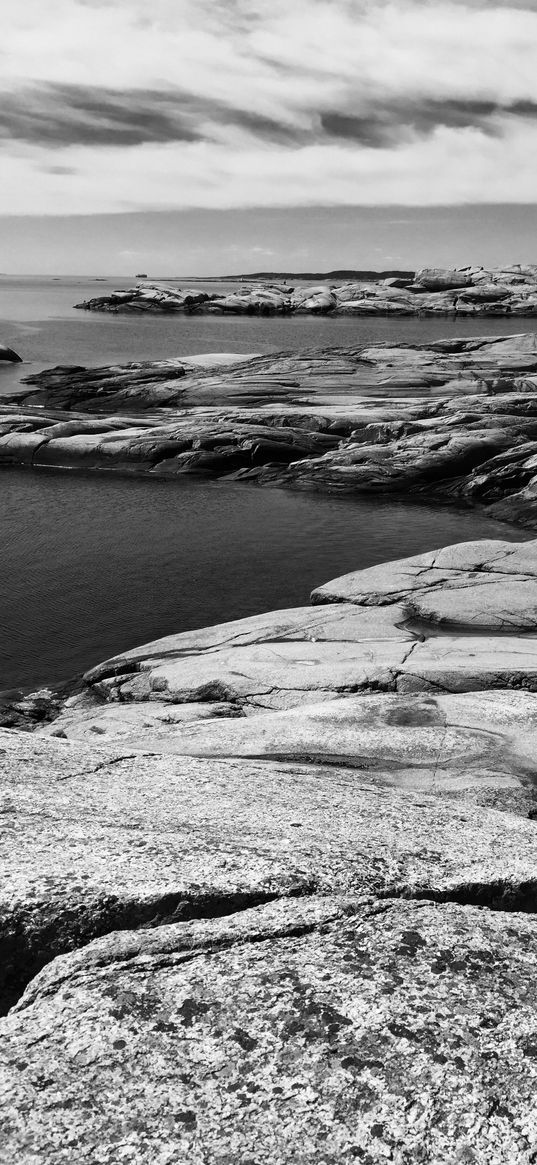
0, 275, 533, 692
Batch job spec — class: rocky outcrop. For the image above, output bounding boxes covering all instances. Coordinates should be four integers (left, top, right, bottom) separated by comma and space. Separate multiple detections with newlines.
0, 342, 22, 362
3, 538, 537, 1161
74, 265, 537, 316
38, 537, 537, 819
4, 897, 537, 1163
6, 334, 537, 528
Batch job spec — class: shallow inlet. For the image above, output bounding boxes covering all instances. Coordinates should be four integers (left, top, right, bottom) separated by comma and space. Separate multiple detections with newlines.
1, 468, 531, 692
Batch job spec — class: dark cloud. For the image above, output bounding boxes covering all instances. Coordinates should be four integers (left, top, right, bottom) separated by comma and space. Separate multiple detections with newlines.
1, 82, 537, 153
321, 98, 537, 146
0, 85, 201, 147
0, 83, 298, 149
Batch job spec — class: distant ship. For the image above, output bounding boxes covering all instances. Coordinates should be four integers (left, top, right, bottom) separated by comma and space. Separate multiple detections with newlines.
135, 273, 148, 279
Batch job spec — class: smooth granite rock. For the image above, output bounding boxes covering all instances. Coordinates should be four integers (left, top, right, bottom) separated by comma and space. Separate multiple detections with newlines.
42, 688, 537, 811
312, 539, 537, 622
6, 333, 537, 529
45, 538, 537, 709
37, 538, 537, 819
73, 267, 537, 317
3, 538, 537, 1161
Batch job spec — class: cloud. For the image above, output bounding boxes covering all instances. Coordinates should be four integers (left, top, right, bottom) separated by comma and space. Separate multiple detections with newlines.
0, 86, 199, 147
0, 84, 300, 148
2, 0, 537, 213
7, 83, 537, 153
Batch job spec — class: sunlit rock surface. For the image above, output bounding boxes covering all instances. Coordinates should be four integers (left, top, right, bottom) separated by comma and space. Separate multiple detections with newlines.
39, 538, 537, 816
3, 540, 537, 1161
5, 334, 537, 529
74, 265, 537, 317
4, 897, 537, 1164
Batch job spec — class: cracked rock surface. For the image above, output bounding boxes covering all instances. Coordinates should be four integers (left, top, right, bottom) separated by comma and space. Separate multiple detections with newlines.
4, 728, 537, 1010
4, 898, 537, 1164
42, 539, 537, 789
3, 536, 537, 1162
6, 333, 537, 529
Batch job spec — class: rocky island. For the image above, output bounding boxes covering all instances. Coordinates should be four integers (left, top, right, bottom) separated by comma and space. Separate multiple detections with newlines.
2, 536, 537, 1161
75, 265, 537, 316
4, 331, 537, 528
0, 343, 22, 362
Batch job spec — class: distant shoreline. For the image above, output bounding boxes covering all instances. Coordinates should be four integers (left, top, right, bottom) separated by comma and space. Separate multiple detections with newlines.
182, 269, 415, 282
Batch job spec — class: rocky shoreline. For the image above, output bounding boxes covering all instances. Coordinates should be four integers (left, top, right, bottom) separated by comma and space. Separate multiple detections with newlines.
4, 332, 537, 528
75, 265, 537, 316
2, 537, 537, 1161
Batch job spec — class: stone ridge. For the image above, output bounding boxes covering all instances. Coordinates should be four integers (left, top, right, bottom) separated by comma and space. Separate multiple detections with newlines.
0, 343, 21, 362
5, 333, 537, 529
2, 537, 537, 1161
74, 264, 537, 316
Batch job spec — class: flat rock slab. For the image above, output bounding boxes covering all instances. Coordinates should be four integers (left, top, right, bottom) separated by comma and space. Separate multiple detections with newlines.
36, 543, 537, 732
3, 896, 537, 1164
45, 689, 535, 807
77, 603, 416, 710
77, 632, 537, 707
312, 539, 537, 628
2, 726, 537, 1012
38, 541, 537, 787
43, 688, 537, 816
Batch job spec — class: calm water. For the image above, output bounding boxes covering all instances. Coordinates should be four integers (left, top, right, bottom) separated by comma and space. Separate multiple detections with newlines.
0, 274, 535, 395
1, 470, 529, 691
0, 276, 532, 691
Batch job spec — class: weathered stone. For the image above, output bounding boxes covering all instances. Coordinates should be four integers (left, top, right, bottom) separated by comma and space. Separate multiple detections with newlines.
72, 267, 537, 317
43, 687, 537, 810
3, 898, 537, 1164
312, 539, 537, 624
4, 536, 537, 1160
31, 538, 537, 822
48, 540, 537, 716
0, 343, 21, 362
2, 721, 537, 1009
5, 333, 537, 530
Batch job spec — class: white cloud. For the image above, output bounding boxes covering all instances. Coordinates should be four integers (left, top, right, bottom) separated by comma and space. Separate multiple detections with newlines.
2, 0, 537, 213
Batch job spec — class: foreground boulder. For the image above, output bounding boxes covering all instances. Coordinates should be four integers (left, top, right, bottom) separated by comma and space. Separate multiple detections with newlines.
3, 897, 537, 1164
3, 537, 537, 1161
3, 724, 537, 1009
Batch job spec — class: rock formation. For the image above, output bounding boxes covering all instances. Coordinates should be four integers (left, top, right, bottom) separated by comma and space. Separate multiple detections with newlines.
74, 265, 537, 316
2, 538, 537, 1161
5, 334, 537, 528
0, 342, 22, 362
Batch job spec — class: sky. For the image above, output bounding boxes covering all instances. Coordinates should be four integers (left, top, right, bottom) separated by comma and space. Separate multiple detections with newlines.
2, 0, 537, 274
